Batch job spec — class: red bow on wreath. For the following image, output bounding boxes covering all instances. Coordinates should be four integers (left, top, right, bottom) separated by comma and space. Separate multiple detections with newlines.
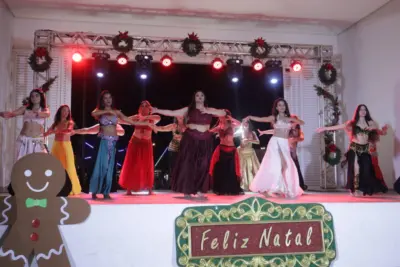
118, 31, 129, 39
35, 47, 47, 58
325, 63, 333, 70
327, 144, 336, 152
255, 37, 265, 47
188, 32, 199, 41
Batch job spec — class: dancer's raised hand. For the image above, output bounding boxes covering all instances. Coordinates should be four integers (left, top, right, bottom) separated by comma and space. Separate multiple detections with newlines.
316, 127, 325, 133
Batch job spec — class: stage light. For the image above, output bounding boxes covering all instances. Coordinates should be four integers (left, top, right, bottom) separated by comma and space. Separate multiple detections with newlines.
291, 60, 302, 72
161, 55, 172, 67
252, 59, 263, 71
92, 52, 110, 78
135, 54, 153, 80
117, 53, 128, 65
265, 60, 282, 86
72, 52, 82, 63
212, 58, 223, 70
226, 58, 243, 83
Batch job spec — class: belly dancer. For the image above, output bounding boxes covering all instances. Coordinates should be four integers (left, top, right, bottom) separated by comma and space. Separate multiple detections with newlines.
151, 90, 226, 199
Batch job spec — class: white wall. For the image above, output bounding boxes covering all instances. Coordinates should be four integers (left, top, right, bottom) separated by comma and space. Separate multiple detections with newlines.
0, 5, 13, 190
338, 0, 400, 187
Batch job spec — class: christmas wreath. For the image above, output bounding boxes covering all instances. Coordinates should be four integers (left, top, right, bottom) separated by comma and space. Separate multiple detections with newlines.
318, 62, 337, 86
323, 143, 342, 166
112, 31, 133, 53
249, 37, 271, 59
182, 32, 203, 57
28, 47, 53, 73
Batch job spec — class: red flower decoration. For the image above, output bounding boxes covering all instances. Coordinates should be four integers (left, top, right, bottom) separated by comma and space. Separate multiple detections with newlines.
325, 63, 333, 70
255, 37, 265, 47
327, 144, 336, 152
118, 31, 129, 39
188, 32, 199, 41
35, 47, 47, 58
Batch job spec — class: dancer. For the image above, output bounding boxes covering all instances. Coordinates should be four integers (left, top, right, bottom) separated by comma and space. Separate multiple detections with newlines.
258, 115, 308, 191
316, 104, 388, 196
118, 101, 160, 195
237, 121, 260, 191
89, 90, 142, 200
0, 79, 55, 160
153, 117, 186, 180
244, 98, 304, 198
151, 90, 226, 199
209, 111, 243, 195
44, 105, 81, 195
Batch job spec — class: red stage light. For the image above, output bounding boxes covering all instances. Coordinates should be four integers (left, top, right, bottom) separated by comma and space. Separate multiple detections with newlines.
252, 60, 263, 71
291, 61, 302, 72
212, 58, 223, 70
161, 55, 172, 67
72, 52, 82, 63
117, 53, 128, 65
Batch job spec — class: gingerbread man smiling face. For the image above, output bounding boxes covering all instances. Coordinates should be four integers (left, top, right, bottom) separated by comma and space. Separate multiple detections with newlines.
0, 153, 91, 267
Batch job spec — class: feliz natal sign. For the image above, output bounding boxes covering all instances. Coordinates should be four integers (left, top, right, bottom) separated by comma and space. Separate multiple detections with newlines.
175, 197, 336, 267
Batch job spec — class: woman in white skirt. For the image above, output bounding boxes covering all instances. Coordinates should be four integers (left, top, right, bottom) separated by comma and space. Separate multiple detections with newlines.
244, 98, 304, 198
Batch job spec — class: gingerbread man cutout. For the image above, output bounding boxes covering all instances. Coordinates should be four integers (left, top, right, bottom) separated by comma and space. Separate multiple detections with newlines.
0, 153, 91, 267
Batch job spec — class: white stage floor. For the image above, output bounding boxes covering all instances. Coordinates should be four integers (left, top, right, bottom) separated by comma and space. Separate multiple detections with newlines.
1, 191, 400, 267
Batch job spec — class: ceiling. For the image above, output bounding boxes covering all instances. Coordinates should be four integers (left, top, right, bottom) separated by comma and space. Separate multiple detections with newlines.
3, 0, 392, 35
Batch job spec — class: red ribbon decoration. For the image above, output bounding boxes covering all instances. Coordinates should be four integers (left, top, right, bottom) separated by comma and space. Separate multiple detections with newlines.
188, 32, 199, 41
35, 47, 47, 58
325, 63, 333, 70
118, 31, 129, 39
255, 37, 265, 47
328, 144, 336, 152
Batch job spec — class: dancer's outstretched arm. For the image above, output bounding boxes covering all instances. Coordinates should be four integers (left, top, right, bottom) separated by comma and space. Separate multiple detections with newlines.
151, 107, 188, 117
316, 122, 348, 133
245, 115, 275, 123
0, 106, 26, 118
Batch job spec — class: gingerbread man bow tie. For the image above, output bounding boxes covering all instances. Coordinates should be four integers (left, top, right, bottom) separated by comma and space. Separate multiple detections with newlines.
25, 198, 47, 208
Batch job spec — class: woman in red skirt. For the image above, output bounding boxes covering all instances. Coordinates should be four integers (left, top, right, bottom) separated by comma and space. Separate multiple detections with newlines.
119, 101, 160, 195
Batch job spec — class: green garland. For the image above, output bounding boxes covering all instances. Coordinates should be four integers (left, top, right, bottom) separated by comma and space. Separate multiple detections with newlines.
314, 85, 342, 166
318, 62, 337, 86
112, 31, 133, 53
182, 32, 203, 57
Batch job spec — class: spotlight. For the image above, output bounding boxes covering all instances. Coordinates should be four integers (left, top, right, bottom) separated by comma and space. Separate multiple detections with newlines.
135, 54, 153, 79
290, 60, 302, 72
72, 52, 82, 63
92, 52, 110, 78
161, 55, 172, 67
265, 60, 282, 85
226, 58, 243, 83
212, 58, 223, 70
117, 53, 128, 65
252, 59, 263, 71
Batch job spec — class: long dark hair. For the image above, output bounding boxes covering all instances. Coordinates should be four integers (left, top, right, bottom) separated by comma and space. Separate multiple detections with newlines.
51, 105, 73, 130
187, 90, 208, 116
24, 89, 47, 110
22, 76, 56, 109
96, 90, 114, 110
350, 104, 378, 141
272, 98, 291, 122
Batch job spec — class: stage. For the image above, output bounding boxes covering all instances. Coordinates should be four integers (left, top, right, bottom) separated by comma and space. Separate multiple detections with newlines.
1, 191, 400, 267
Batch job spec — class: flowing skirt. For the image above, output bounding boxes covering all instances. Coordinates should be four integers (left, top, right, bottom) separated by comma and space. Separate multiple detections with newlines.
249, 136, 303, 198
237, 146, 260, 190
171, 129, 213, 194
51, 141, 82, 195
346, 143, 388, 195
15, 135, 48, 160
89, 136, 117, 195
119, 137, 154, 191
210, 145, 243, 195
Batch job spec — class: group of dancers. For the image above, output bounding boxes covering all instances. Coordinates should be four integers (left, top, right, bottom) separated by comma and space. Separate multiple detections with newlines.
0, 83, 389, 199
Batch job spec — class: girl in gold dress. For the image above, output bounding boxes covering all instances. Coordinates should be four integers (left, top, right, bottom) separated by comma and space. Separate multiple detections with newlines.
237, 121, 260, 190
